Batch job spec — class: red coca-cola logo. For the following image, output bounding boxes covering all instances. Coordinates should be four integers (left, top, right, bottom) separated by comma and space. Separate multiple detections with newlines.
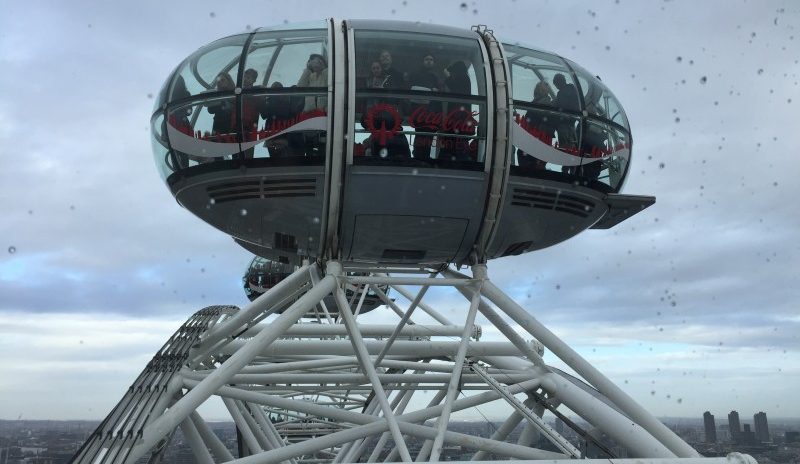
364, 103, 403, 145
409, 106, 478, 134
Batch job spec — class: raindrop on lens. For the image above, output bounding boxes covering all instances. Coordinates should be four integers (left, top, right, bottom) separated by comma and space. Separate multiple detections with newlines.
240, 209, 248, 216
379, 148, 388, 158
8, 246, 16, 254
460, 2, 468, 11
700, 76, 707, 84
209, 11, 216, 17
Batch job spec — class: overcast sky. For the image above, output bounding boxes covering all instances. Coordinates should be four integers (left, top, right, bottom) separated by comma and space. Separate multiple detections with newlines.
1, 0, 798, 424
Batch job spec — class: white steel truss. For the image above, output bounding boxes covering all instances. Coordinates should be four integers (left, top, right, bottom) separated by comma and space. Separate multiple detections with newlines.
72, 261, 757, 464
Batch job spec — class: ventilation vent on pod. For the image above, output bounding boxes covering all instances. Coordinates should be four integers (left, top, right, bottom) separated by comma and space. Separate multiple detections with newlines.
511, 187, 595, 218
206, 178, 316, 203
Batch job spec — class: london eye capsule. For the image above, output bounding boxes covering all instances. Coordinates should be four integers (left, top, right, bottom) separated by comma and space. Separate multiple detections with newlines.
151, 19, 653, 266
243, 255, 387, 316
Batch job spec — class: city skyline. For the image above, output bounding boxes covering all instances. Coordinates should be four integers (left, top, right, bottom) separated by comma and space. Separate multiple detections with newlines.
1, 0, 798, 421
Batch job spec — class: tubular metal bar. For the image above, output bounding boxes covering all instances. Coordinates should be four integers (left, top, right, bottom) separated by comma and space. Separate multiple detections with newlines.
127, 264, 339, 464
245, 323, 477, 338
474, 270, 699, 458
378, 277, 453, 325
347, 367, 425, 463
373, 281, 432, 366
345, 384, 412, 463
223, 397, 264, 453
539, 371, 674, 458
334, 286, 413, 463
347, 276, 474, 287
395, 422, 566, 460
471, 363, 579, 457
247, 402, 298, 464
217, 340, 527, 357
429, 282, 482, 461
352, 282, 369, 317
309, 265, 335, 324
189, 411, 235, 463
197, 372, 532, 385
238, 400, 277, 453
372, 284, 415, 320
384, 458, 759, 464
386, 389, 448, 463
237, 356, 359, 374
179, 417, 214, 464
377, 359, 461, 373
470, 408, 526, 461
181, 378, 540, 436
444, 275, 545, 366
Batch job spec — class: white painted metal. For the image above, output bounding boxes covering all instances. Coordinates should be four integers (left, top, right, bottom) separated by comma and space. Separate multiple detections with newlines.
73, 260, 752, 464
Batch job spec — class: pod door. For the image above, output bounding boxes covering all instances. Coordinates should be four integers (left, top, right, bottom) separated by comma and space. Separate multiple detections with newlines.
338, 22, 494, 265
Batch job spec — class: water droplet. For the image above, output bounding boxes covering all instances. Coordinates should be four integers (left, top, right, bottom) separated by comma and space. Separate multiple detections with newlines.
674, 117, 680, 123
147, 93, 153, 99
757, 68, 764, 75
240, 209, 248, 216
379, 148, 388, 158
676, 56, 682, 63
459, 2, 468, 11
411, 168, 419, 175
659, 162, 665, 169
200, 268, 205, 273
555, 284, 561, 290
8, 246, 16, 254
209, 11, 216, 17
700, 76, 707, 84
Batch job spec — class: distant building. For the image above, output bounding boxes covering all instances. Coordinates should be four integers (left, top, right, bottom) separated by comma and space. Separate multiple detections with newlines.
753, 412, 769, 443
703, 411, 717, 443
728, 411, 741, 443
740, 424, 757, 445
785, 431, 799, 443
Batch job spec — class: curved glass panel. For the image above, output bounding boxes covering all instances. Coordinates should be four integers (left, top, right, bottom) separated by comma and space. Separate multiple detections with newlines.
578, 119, 630, 191
511, 106, 582, 177
244, 29, 328, 90
504, 44, 581, 113
169, 34, 249, 99
151, 112, 173, 181
164, 95, 240, 170
567, 59, 630, 130
353, 30, 487, 168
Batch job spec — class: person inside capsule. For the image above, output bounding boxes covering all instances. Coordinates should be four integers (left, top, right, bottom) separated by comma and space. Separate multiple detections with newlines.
517, 81, 557, 171
409, 52, 442, 160
297, 53, 328, 156
438, 61, 476, 162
